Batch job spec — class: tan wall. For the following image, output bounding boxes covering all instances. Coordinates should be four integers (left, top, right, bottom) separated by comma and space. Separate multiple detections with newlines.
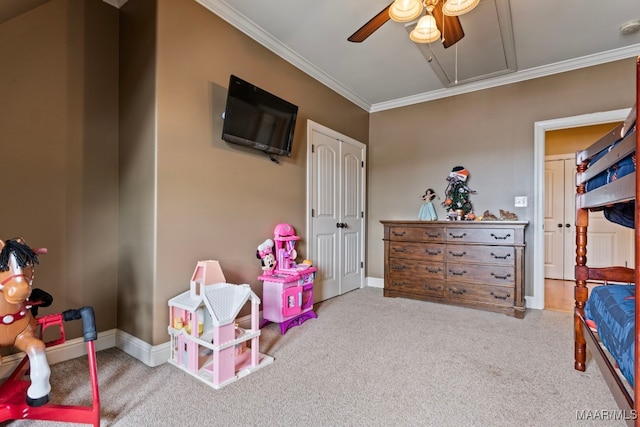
125, 0, 370, 345
0, 0, 119, 340
545, 123, 620, 156
3, 0, 638, 348
117, 0, 158, 342
368, 59, 637, 296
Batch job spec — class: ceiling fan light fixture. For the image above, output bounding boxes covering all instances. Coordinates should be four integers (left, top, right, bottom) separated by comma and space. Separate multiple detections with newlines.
389, 0, 423, 23
442, 0, 480, 17
409, 14, 441, 44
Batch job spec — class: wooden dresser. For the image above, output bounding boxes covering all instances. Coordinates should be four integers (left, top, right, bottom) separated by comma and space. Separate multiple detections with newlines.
381, 220, 528, 318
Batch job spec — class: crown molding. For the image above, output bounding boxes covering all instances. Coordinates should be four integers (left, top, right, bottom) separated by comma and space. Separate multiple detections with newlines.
196, 0, 371, 111
197, 1, 640, 114
370, 44, 640, 112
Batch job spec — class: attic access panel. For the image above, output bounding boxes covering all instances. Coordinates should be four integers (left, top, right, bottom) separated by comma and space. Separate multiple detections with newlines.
408, 0, 516, 87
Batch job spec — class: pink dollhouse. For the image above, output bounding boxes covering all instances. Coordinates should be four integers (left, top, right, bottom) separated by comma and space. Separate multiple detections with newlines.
258, 224, 317, 334
167, 260, 273, 389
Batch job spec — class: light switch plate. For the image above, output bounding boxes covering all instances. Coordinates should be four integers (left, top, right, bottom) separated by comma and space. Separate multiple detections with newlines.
514, 196, 528, 207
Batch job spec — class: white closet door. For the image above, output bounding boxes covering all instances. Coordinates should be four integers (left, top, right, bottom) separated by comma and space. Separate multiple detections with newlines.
339, 138, 364, 295
307, 120, 365, 302
544, 158, 565, 279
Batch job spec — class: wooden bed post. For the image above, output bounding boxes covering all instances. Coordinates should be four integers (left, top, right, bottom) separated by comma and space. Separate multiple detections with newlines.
572, 57, 639, 422
574, 161, 588, 372
634, 54, 640, 424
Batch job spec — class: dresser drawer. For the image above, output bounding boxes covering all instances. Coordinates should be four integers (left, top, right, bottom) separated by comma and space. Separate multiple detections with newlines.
446, 245, 514, 266
381, 220, 527, 318
388, 226, 445, 242
389, 260, 445, 280
446, 262, 514, 285
389, 241, 444, 261
388, 277, 444, 297
445, 282, 515, 306
446, 227, 515, 244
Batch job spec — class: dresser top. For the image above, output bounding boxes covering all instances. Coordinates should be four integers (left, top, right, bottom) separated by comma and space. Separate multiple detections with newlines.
380, 220, 529, 227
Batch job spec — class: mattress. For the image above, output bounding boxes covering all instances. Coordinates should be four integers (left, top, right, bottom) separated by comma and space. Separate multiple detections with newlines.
585, 284, 635, 387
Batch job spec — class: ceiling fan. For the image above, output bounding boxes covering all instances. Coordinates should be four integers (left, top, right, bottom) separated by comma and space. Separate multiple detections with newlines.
348, 0, 479, 48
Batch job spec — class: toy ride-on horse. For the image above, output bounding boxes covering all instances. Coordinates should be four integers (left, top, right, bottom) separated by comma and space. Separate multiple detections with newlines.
0, 238, 100, 426
0, 238, 51, 406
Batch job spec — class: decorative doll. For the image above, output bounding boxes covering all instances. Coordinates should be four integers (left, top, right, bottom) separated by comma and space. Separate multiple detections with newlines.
418, 188, 438, 221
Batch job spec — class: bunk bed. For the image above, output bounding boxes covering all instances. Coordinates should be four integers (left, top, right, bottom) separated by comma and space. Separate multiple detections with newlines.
574, 56, 639, 424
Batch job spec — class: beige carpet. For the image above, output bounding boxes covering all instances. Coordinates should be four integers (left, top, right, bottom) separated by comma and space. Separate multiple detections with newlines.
0, 287, 625, 426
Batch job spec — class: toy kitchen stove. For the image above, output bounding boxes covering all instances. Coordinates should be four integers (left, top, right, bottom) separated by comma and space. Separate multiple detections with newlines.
258, 223, 317, 335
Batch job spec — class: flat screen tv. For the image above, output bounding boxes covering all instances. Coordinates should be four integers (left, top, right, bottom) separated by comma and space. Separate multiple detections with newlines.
222, 75, 298, 157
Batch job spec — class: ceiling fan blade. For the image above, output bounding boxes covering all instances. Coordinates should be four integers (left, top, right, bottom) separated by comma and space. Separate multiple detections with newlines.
348, 4, 392, 43
432, 2, 464, 48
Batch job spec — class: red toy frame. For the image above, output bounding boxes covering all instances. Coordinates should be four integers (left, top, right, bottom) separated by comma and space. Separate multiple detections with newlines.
0, 307, 100, 426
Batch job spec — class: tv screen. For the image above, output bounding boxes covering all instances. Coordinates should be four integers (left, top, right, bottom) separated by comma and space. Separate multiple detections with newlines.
222, 75, 298, 157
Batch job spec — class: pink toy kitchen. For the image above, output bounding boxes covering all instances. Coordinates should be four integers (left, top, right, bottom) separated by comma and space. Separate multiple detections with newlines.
257, 223, 317, 335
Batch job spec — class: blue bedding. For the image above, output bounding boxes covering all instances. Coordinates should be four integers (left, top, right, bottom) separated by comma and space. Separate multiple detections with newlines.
584, 154, 636, 193
584, 125, 637, 228
585, 284, 635, 386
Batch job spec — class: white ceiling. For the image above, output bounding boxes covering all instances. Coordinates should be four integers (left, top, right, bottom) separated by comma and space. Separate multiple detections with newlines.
3, 0, 639, 113
198, 0, 640, 112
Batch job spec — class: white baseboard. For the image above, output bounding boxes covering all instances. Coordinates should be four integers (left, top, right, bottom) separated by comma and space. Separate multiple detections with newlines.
115, 312, 258, 368
116, 329, 170, 367
0, 328, 117, 379
366, 276, 384, 289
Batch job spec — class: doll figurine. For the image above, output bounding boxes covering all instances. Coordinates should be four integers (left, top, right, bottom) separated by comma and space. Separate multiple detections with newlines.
418, 189, 438, 221
256, 239, 277, 275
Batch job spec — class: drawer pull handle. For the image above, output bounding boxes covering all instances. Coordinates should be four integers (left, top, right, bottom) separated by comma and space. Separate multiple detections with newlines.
491, 252, 511, 260
425, 232, 441, 238
490, 233, 511, 240
426, 249, 441, 256
392, 247, 407, 253
392, 280, 406, 287
490, 291, 511, 300
449, 232, 466, 239
426, 285, 442, 291
448, 269, 467, 276
449, 251, 466, 257
448, 287, 466, 295
392, 231, 407, 237
425, 267, 442, 274
391, 263, 406, 270
491, 272, 512, 280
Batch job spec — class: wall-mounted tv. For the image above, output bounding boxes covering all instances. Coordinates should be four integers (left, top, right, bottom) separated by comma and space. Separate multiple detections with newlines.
222, 75, 298, 158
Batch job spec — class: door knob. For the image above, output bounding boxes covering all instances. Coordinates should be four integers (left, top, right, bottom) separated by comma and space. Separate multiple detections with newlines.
336, 222, 348, 228
565, 224, 571, 228
557, 224, 563, 228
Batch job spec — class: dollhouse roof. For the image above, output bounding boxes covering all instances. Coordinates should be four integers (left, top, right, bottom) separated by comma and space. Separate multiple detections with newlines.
202, 283, 257, 326
168, 260, 260, 326
168, 290, 202, 312
169, 282, 260, 326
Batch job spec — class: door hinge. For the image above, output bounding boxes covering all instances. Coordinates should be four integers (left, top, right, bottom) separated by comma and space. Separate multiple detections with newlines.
361, 161, 364, 168
361, 211, 364, 218
312, 208, 315, 218
311, 144, 315, 153
360, 261, 364, 268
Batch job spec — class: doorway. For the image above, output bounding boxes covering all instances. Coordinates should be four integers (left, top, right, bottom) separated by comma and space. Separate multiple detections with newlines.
531, 108, 632, 309
306, 120, 366, 302
544, 154, 633, 281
